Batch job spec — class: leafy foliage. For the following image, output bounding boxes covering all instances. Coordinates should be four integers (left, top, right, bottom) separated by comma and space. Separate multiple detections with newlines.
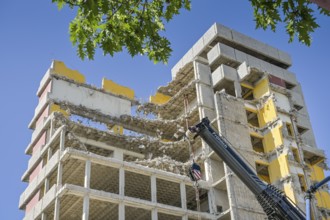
52, 0, 329, 63
52, 0, 191, 63
249, 0, 329, 46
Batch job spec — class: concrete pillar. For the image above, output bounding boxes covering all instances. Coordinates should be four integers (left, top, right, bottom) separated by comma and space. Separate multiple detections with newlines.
59, 129, 65, 151
82, 195, 89, 220
193, 60, 217, 215
118, 203, 125, 220
151, 175, 157, 203
54, 198, 60, 220
47, 148, 53, 161
82, 160, 91, 220
41, 213, 47, 220
224, 164, 238, 219
204, 157, 217, 214
180, 182, 187, 210
84, 160, 91, 188
50, 118, 54, 137
151, 208, 158, 220
114, 150, 124, 160
119, 167, 125, 196
207, 188, 217, 214
44, 178, 49, 193
182, 215, 188, 220
234, 80, 242, 98
57, 162, 63, 186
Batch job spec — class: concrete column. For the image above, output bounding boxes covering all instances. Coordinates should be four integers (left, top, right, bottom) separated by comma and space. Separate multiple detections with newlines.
234, 80, 242, 98
180, 182, 187, 210
194, 60, 217, 215
118, 203, 125, 220
44, 178, 50, 193
84, 160, 91, 188
47, 147, 53, 159
41, 213, 47, 220
59, 129, 65, 151
82, 195, 89, 220
82, 160, 91, 220
57, 162, 63, 186
207, 188, 217, 214
50, 118, 54, 137
151, 175, 157, 203
182, 215, 188, 220
119, 167, 125, 196
54, 198, 60, 220
114, 150, 124, 160
151, 208, 158, 220
224, 164, 238, 219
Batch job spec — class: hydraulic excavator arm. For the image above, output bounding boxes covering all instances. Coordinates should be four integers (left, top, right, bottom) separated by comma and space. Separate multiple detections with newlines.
188, 118, 306, 220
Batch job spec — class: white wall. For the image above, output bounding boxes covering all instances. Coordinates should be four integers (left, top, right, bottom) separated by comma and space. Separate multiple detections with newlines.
50, 78, 131, 117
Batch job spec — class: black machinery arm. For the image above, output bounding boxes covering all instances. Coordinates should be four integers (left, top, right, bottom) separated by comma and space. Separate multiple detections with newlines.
189, 118, 306, 220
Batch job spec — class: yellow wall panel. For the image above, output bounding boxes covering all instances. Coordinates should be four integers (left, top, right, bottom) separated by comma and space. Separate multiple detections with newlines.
253, 78, 270, 99
269, 158, 281, 182
49, 104, 69, 117
258, 99, 277, 127
263, 126, 283, 153
278, 154, 290, 176
283, 183, 297, 203
309, 163, 326, 182
102, 78, 134, 100
52, 61, 86, 83
269, 154, 289, 182
149, 92, 171, 105
315, 191, 330, 209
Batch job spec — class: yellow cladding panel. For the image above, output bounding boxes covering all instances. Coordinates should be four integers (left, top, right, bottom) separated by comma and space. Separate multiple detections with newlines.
263, 126, 283, 153
283, 183, 297, 203
253, 77, 270, 99
309, 162, 325, 182
102, 78, 134, 100
315, 191, 330, 209
307, 162, 330, 209
52, 61, 86, 83
149, 92, 171, 105
269, 154, 289, 182
257, 99, 277, 127
269, 157, 281, 182
49, 104, 69, 117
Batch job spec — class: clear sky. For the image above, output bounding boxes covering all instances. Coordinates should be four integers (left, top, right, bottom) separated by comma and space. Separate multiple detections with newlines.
0, 0, 329, 219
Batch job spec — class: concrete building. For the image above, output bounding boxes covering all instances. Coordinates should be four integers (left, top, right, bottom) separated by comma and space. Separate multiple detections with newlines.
20, 23, 330, 219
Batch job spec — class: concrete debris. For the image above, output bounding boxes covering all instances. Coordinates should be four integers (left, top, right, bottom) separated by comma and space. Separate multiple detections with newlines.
51, 113, 197, 162
137, 80, 197, 119
134, 155, 190, 175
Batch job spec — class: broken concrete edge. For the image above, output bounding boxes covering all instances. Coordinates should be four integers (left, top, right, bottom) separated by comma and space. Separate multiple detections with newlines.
53, 99, 188, 139
25, 111, 193, 161
138, 79, 197, 116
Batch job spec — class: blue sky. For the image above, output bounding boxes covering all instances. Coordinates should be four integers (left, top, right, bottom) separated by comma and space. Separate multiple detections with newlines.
0, 0, 329, 218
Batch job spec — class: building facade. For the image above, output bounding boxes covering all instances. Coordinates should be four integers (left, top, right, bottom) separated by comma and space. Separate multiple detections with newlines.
20, 23, 330, 219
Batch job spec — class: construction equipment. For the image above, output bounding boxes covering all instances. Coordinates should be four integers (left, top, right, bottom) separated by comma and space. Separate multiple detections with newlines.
305, 176, 330, 220
188, 117, 306, 220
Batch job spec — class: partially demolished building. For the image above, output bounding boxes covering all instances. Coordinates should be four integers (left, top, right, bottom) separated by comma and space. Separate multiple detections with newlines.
20, 23, 330, 219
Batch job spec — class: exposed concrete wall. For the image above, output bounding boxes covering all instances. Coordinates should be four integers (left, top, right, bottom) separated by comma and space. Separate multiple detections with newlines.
215, 92, 265, 219
50, 78, 131, 117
